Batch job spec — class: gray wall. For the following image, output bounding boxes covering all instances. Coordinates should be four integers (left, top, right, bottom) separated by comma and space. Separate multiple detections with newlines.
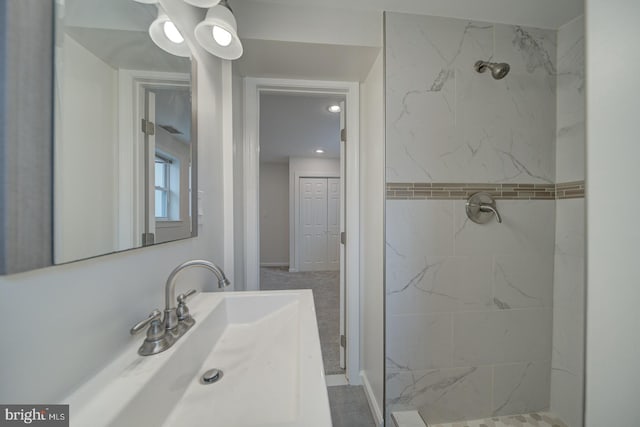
260, 163, 290, 266
585, 0, 640, 425
0, 0, 53, 274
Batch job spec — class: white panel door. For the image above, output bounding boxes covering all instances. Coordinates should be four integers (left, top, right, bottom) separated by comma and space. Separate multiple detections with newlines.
327, 178, 341, 270
300, 178, 328, 271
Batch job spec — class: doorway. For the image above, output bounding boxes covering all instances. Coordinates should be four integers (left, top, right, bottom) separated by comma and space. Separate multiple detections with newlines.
257, 92, 346, 376
243, 78, 361, 384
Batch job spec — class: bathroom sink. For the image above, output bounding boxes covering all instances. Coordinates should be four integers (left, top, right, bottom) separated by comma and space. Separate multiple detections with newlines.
66, 291, 332, 427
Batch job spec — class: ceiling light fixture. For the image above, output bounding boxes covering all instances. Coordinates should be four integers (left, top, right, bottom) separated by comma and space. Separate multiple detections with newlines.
328, 105, 341, 113
149, 6, 191, 57
194, 0, 243, 60
315, 149, 325, 154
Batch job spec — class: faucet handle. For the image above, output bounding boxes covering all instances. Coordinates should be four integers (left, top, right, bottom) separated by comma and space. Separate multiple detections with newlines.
177, 289, 197, 322
177, 289, 196, 304
130, 310, 162, 335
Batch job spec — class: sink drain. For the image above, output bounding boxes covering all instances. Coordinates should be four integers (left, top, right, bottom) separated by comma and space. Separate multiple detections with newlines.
201, 368, 223, 384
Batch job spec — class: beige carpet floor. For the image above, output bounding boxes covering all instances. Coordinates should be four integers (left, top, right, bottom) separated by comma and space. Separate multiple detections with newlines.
260, 267, 345, 375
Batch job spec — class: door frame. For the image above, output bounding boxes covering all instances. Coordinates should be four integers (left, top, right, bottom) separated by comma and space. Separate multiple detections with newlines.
117, 69, 191, 250
243, 77, 360, 384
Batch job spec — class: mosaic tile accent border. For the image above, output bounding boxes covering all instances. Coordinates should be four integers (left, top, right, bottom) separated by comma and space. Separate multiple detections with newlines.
555, 181, 585, 199
386, 181, 584, 200
427, 412, 568, 427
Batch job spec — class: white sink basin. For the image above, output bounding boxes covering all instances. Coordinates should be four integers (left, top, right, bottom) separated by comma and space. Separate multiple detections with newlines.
66, 291, 332, 427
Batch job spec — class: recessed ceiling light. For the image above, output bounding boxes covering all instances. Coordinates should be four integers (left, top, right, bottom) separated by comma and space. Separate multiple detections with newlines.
327, 105, 341, 113
315, 149, 325, 154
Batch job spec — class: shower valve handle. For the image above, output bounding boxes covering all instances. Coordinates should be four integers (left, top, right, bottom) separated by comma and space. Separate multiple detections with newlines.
478, 203, 502, 223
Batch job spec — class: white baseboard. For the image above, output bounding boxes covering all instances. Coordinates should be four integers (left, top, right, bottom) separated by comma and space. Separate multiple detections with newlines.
260, 262, 289, 267
360, 371, 384, 427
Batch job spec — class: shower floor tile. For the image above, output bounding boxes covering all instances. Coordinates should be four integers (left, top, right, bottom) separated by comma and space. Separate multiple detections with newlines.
428, 412, 568, 427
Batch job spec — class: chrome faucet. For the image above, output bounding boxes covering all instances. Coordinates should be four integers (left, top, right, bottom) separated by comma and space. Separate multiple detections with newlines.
130, 259, 231, 356
163, 260, 231, 334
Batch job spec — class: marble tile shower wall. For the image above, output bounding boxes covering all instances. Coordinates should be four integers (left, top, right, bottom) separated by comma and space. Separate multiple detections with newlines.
385, 12, 558, 424
550, 16, 585, 427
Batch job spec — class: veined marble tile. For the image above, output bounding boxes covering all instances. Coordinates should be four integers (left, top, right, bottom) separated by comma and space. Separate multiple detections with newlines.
453, 200, 556, 257
552, 198, 584, 384
387, 255, 493, 315
554, 199, 585, 257
384, 11, 575, 427
386, 366, 492, 423
550, 15, 585, 416
556, 16, 585, 183
387, 313, 453, 372
386, 13, 556, 183
550, 368, 583, 427
455, 25, 556, 185
493, 361, 551, 416
386, 200, 455, 257
453, 309, 553, 365
493, 254, 554, 310
551, 254, 584, 376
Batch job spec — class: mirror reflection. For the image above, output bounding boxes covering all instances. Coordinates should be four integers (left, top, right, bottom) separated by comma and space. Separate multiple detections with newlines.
54, 0, 195, 264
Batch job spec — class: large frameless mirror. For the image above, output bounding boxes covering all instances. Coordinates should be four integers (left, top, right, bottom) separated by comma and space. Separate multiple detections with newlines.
53, 0, 197, 264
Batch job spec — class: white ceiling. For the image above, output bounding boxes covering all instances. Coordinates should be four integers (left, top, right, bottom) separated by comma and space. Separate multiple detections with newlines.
232, 0, 583, 80
64, 0, 155, 32
63, 0, 190, 73
260, 94, 344, 164
237, 0, 583, 30
65, 27, 190, 73
235, 39, 380, 81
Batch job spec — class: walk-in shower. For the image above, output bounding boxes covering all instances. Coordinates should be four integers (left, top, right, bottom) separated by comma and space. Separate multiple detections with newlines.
474, 60, 511, 79
386, 12, 585, 427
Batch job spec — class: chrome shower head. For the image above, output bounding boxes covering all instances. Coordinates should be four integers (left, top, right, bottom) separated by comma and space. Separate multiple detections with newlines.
474, 60, 510, 80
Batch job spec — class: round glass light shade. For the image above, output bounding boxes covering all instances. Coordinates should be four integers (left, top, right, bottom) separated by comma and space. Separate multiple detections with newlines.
194, 5, 243, 60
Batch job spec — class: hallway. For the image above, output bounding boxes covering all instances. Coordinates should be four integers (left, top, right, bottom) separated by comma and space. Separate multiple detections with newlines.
261, 268, 376, 427
260, 267, 344, 375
